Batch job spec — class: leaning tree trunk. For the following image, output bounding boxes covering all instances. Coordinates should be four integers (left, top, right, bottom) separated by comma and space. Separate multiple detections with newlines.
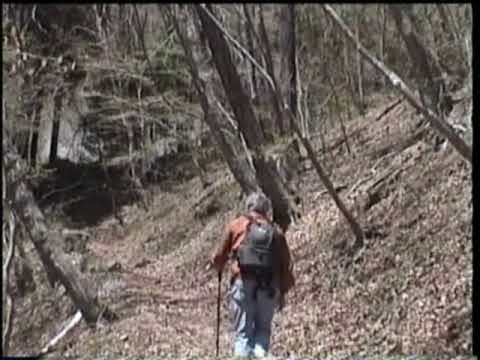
3, 135, 106, 325
243, 4, 257, 100
388, 5, 448, 114
288, 111, 364, 248
166, 5, 258, 195
323, 5, 472, 164
258, 4, 285, 137
195, 4, 296, 231
279, 4, 296, 132
195, 5, 265, 150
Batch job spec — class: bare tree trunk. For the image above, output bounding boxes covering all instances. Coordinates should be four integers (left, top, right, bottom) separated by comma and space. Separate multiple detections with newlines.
26, 105, 41, 168
195, 4, 296, 230
279, 4, 297, 131
296, 54, 308, 138
2, 204, 16, 356
116, 4, 137, 55
436, 4, 468, 72
258, 4, 285, 137
355, 6, 365, 114
137, 87, 149, 181
288, 4, 297, 128
243, 4, 257, 101
445, 5, 463, 49
343, 36, 350, 90
2, 292, 14, 357
389, 5, 448, 114
343, 35, 363, 116
216, 99, 255, 172
323, 4, 472, 163
167, 5, 257, 195
326, 74, 352, 156
49, 90, 62, 164
288, 109, 364, 248
240, 5, 269, 139
196, 5, 265, 150
379, 5, 387, 88
436, 4, 458, 44
3, 135, 108, 325
132, 4, 156, 87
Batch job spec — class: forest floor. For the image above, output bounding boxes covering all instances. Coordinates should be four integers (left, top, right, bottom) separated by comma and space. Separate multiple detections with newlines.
10, 94, 472, 359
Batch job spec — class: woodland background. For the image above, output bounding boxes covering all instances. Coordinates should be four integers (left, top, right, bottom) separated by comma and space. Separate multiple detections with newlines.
2, 4, 473, 358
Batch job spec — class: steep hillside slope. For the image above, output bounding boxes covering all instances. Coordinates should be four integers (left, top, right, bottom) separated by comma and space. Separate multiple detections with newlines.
10, 95, 472, 358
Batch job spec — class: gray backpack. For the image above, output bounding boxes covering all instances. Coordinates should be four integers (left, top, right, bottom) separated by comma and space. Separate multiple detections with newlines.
236, 216, 275, 278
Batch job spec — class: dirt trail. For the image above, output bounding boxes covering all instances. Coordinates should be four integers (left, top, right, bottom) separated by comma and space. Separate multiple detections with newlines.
12, 95, 471, 358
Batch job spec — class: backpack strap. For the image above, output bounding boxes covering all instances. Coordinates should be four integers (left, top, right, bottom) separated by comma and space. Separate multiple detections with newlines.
230, 215, 255, 260
241, 214, 255, 237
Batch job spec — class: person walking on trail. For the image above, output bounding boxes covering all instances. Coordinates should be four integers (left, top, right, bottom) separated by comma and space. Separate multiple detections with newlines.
209, 192, 295, 359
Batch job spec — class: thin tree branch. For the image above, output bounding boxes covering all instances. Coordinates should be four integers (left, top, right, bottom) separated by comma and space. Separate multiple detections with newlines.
215, 99, 254, 170
198, 4, 276, 92
2, 210, 16, 356
240, 4, 267, 59
38, 310, 83, 356
323, 5, 472, 163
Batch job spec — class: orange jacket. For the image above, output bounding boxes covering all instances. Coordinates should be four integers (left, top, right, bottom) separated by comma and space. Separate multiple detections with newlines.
210, 212, 295, 296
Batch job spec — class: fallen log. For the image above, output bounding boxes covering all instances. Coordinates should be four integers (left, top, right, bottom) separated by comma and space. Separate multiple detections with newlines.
368, 127, 427, 160
4, 134, 108, 325
375, 98, 403, 122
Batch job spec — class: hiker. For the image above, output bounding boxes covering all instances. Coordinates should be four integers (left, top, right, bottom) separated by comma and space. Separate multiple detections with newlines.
209, 191, 295, 358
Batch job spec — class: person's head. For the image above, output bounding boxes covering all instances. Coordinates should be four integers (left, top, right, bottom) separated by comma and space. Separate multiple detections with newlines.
245, 191, 272, 218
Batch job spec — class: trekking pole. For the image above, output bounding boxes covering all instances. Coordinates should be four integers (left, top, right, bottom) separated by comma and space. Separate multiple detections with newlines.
216, 270, 222, 358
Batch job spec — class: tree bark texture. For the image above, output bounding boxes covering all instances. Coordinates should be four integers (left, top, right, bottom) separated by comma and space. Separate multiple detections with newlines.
355, 7, 365, 113
3, 135, 104, 325
243, 4, 258, 100
2, 205, 16, 356
288, 4, 297, 124
279, 4, 297, 131
288, 110, 364, 247
258, 4, 285, 136
389, 5, 447, 113
167, 5, 258, 195
49, 91, 62, 164
195, 4, 296, 230
195, 5, 265, 151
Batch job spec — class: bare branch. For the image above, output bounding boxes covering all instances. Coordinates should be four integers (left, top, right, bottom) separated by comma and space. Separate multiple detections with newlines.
198, 4, 275, 91
215, 98, 254, 170
2, 209, 16, 355
323, 5, 472, 163
287, 106, 365, 247
167, 4, 258, 194
38, 310, 83, 356
240, 4, 267, 60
